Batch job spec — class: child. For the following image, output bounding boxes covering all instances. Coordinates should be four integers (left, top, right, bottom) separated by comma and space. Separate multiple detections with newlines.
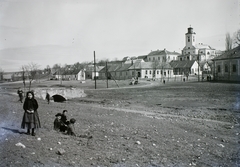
21, 91, 41, 136
67, 118, 76, 136
59, 110, 69, 132
54, 113, 62, 131
17, 88, 23, 103
46, 92, 50, 104
60, 110, 68, 125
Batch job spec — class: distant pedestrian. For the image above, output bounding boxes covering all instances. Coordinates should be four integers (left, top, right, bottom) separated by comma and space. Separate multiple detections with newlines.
17, 88, 23, 103
21, 91, 41, 136
46, 92, 50, 104
67, 118, 76, 136
163, 80, 165, 84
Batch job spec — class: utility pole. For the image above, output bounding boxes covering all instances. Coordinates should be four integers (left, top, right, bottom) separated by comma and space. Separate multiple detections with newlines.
198, 51, 200, 82
106, 61, 108, 88
94, 51, 96, 89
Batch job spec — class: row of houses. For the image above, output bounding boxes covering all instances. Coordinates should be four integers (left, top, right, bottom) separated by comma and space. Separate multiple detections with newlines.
1, 46, 239, 82
74, 45, 239, 82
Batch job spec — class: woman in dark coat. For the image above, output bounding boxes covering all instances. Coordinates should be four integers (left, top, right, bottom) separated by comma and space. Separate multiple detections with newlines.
21, 91, 41, 136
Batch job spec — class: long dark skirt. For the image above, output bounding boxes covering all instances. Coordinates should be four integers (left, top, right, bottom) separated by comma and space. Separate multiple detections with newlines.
21, 111, 41, 129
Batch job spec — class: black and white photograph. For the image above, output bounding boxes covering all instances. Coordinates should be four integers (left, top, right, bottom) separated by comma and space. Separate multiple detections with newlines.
0, 0, 240, 166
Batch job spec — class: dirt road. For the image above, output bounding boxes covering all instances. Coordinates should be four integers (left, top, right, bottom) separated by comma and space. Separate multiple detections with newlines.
0, 81, 240, 167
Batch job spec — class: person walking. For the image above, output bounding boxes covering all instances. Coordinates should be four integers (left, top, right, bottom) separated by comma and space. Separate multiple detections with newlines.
21, 91, 41, 136
46, 92, 50, 104
17, 88, 23, 103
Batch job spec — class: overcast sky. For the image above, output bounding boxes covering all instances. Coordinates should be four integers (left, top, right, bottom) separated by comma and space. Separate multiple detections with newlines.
0, 0, 239, 72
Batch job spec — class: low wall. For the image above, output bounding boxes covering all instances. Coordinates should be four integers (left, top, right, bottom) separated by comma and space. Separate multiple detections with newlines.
33, 87, 86, 100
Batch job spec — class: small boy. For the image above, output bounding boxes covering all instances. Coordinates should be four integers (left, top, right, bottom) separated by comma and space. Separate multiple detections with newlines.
54, 113, 63, 131
17, 88, 23, 103
67, 118, 76, 136
46, 92, 50, 104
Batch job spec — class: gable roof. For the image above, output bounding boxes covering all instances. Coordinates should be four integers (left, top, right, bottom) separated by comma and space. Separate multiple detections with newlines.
128, 60, 142, 70
117, 64, 133, 71
137, 55, 147, 60
212, 45, 240, 60
170, 60, 196, 68
85, 65, 105, 72
148, 49, 180, 56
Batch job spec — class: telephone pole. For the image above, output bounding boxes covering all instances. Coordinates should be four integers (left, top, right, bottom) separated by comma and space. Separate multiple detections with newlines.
94, 51, 96, 89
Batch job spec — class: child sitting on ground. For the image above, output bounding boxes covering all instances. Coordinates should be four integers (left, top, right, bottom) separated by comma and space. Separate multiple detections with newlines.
54, 113, 63, 131
67, 118, 76, 136
59, 110, 69, 132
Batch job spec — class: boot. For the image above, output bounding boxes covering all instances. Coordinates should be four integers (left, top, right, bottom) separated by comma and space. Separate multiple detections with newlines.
27, 129, 30, 135
32, 128, 36, 136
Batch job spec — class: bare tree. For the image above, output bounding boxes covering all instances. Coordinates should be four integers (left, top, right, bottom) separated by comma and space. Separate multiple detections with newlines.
225, 32, 232, 51
0, 68, 4, 81
20, 65, 28, 92
97, 58, 109, 66
43, 65, 51, 80
26, 62, 40, 91
52, 64, 61, 80
233, 29, 240, 48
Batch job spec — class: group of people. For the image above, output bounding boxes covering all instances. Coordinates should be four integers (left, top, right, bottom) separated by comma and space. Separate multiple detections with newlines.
18, 88, 76, 137
53, 110, 76, 136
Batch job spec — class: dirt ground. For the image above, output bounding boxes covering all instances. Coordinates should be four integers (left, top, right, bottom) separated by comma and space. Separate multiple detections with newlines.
0, 79, 240, 167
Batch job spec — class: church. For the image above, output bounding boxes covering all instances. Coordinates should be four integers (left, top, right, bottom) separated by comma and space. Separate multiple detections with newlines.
179, 27, 222, 62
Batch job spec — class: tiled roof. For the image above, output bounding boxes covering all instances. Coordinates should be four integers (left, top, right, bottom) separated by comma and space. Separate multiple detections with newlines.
108, 64, 122, 72
212, 45, 240, 60
137, 55, 147, 59
170, 60, 196, 68
85, 65, 105, 72
156, 62, 172, 69
117, 64, 133, 71
148, 49, 180, 56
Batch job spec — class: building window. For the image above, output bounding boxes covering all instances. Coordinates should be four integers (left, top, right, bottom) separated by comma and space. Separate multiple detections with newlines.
149, 58, 151, 61
193, 36, 195, 42
168, 70, 169, 74
188, 47, 190, 49
157, 70, 159, 74
217, 65, 221, 73
150, 71, 151, 74
233, 64, 237, 72
153, 57, 155, 61
225, 64, 228, 72
180, 58, 182, 61
188, 37, 190, 42
145, 70, 147, 74
161, 70, 163, 75
120, 72, 122, 76
188, 52, 190, 54
187, 56, 189, 60
158, 57, 160, 60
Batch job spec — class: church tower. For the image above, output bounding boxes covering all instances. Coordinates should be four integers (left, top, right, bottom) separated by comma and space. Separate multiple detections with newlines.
185, 27, 196, 48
